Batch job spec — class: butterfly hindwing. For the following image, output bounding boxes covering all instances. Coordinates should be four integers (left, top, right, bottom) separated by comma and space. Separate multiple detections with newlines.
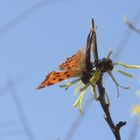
37, 70, 79, 89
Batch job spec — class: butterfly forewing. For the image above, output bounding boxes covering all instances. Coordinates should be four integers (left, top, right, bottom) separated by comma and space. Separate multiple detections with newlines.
37, 70, 79, 89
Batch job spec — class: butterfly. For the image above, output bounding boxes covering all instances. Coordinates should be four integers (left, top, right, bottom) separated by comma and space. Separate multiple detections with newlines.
37, 30, 94, 89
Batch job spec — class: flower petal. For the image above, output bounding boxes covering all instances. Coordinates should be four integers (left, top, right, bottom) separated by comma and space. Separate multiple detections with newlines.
59, 78, 81, 89
114, 62, 140, 69
115, 69, 134, 78
106, 49, 113, 60
108, 71, 129, 97
73, 81, 82, 96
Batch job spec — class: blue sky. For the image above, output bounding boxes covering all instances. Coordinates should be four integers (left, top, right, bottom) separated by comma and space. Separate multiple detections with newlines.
0, 0, 140, 140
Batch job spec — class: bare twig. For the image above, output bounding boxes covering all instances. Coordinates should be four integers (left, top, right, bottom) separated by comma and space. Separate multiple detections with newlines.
124, 16, 140, 34
7, 79, 35, 140
97, 78, 126, 140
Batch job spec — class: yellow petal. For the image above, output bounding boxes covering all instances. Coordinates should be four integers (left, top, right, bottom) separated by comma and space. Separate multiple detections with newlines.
115, 69, 134, 78
131, 105, 140, 115
114, 62, 140, 69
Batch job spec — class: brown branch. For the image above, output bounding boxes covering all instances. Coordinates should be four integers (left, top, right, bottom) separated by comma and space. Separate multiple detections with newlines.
97, 77, 126, 140
91, 18, 126, 140
63, 10, 140, 140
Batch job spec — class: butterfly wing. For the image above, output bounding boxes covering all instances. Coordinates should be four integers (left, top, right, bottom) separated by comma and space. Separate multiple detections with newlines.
37, 70, 79, 89
59, 49, 85, 71
80, 30, 93, 84
85, 31, 92, 70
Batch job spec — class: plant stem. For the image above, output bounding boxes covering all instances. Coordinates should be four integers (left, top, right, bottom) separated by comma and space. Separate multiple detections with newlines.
97, 76, 126, 140
90, 18, 126, 140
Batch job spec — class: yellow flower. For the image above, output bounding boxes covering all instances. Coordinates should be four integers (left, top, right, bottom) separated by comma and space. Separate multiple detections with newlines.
131, 105, 140, 118
60, 49, 140, 113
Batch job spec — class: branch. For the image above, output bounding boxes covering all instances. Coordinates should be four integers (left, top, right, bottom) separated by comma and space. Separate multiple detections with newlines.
97, 78, 126, 140
91, 18, 126, 140
63, 10, 140, 140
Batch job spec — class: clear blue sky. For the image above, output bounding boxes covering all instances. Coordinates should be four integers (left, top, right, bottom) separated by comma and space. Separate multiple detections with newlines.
0, 0, 140, 140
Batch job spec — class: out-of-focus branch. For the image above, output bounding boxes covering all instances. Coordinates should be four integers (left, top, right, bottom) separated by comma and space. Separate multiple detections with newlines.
127, 118, 139, 140
64, 97, 92, 140
113, 10, 140, 60
0, 0, 70, 37
124, 16, 140, 34
0, 75, 24, 96
0, 76, 25, 138
7, 79, 35, 140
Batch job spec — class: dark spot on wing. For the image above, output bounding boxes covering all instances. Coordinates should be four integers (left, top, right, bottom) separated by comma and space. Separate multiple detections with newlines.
58, 78, 63, 81
52, 78, 56, 81
66, 74, 70, 77
67, 66, 71, 69
56, 74, 60, 77
64, 71, 68, 75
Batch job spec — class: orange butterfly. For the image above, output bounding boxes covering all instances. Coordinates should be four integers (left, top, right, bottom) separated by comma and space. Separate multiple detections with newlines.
37, 31, 93, 89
